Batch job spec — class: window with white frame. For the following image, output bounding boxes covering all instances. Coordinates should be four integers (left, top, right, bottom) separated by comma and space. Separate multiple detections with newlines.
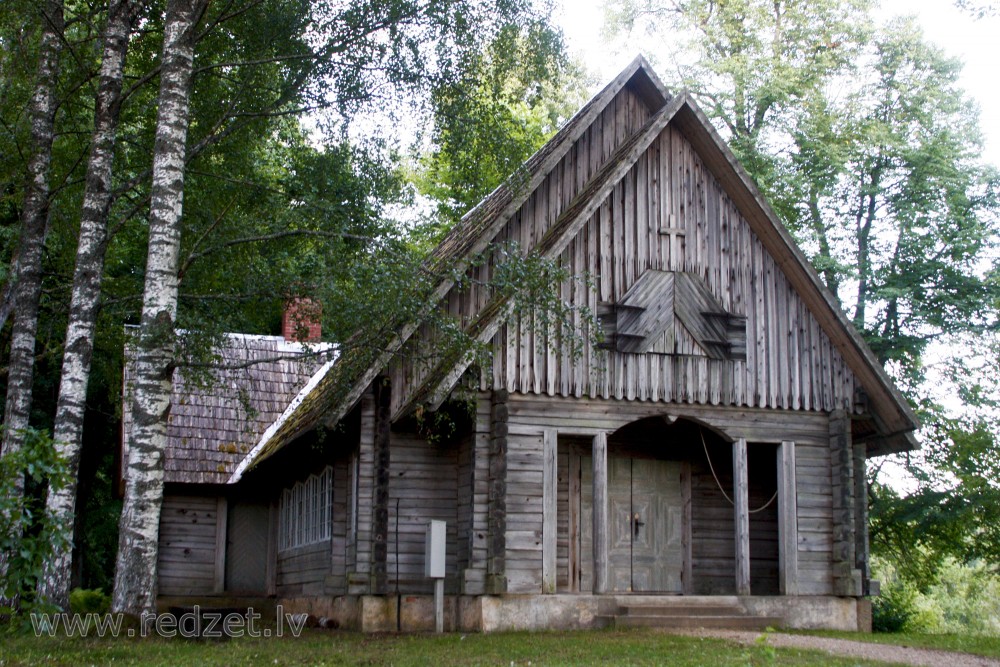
279, 467, 332, 551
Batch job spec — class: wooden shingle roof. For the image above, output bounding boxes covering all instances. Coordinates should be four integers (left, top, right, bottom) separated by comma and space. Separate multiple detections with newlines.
122, 331, 331, 484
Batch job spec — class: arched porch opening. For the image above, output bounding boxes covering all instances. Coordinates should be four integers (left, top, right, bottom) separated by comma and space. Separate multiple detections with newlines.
554, 415, 780, 595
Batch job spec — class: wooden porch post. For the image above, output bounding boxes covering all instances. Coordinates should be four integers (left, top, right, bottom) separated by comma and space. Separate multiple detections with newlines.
777, 440, 799, 595
592, 432, 609, 594
542, 429, 558, 593
733, 438, 750, 595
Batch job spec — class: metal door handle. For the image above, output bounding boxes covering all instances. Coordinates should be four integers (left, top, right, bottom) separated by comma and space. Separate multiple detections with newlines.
632, 512, 644, 539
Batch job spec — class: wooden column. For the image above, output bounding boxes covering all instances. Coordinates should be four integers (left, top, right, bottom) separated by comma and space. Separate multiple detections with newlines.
486, 390, 509, 594
592, 432, 609, 594
777, 440, 799, 595
371, 377, 391, 595
680, 460, 693, 595
542, 429, 558, 593
213, 497, 228, 593
830, 410, 861, 596
853, 441, 871, 594
733, 438, 750, 596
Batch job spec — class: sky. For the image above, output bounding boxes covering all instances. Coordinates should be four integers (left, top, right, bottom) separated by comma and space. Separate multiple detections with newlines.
554, 0, 1000, 167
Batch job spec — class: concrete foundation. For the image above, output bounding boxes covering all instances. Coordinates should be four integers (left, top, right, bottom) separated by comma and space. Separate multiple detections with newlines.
276, 594, 866, 633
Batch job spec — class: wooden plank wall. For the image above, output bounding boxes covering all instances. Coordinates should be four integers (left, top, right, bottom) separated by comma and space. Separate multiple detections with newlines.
490, 122, 857, 412
384, 82, 857, 421
457, 395, 492, 594
386, 432, 460, 594
158, 494, 219, 596
276, 541, 329, 597
504, 394, 830, 595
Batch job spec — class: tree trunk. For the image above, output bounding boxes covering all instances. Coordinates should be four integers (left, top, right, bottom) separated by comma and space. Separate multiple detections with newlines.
112, 0, 204, 618
37, 0, 137, 611
0, 0, 64, 472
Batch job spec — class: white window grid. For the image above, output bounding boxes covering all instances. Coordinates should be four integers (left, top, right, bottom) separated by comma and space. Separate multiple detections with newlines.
278, 467, 332, 551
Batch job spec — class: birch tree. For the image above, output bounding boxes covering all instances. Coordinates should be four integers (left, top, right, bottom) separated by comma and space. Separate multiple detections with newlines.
0, 0, 64, 482
37, 0, 141, 611
112, 0, 205, 617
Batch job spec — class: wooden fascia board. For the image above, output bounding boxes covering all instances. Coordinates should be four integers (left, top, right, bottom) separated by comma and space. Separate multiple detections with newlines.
670, 99, 920, 442
396, 95, 689, 419
231, 59, 667, 475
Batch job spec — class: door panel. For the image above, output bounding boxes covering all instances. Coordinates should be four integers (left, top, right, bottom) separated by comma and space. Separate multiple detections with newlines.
580, 455, 683, 593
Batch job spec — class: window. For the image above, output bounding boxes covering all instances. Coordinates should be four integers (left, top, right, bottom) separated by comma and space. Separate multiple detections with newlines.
279, 467, 332, 551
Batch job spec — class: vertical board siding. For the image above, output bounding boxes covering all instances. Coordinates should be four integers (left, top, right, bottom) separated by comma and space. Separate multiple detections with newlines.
383, 102, 857, 418
157, 494, 218, 596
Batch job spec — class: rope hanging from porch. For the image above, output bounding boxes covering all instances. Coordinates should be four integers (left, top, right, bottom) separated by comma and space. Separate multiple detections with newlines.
700, 429, 778, 514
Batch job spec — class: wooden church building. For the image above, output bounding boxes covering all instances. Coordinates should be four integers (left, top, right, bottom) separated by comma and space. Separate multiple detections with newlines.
137, 57, 919, 632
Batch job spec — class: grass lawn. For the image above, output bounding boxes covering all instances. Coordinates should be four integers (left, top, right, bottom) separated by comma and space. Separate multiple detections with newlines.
787, 629, 1000, 660
0, 627, 905, 666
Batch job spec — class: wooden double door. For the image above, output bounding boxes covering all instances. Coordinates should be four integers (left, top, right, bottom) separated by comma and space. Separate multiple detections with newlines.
582, 455, 683, 593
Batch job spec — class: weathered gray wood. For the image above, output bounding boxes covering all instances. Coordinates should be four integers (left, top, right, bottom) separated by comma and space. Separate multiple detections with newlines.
777, 440, 799, 595
372, 378, 391, 595
214, 496, 227, 593
542, 429, 558, 593
487, 390, 509, 593
733, 438, 750, 595
681, 459, 693, 595
266, 500, 278, 596
854, 440, 871, 593
592, 432, 609, 594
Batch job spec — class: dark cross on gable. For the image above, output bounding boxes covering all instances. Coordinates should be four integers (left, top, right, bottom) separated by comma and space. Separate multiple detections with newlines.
659, 214, 685, 268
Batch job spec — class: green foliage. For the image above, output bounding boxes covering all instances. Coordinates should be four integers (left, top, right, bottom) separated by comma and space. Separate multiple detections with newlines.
872, 557, 1000, 635
0, 427, 71, 616
68, 588, 111, 615
411, 29, 588, 243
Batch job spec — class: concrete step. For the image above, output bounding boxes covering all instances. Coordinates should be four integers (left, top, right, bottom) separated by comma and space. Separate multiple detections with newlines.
615, 614, 783, 630
620, 604, 743, 617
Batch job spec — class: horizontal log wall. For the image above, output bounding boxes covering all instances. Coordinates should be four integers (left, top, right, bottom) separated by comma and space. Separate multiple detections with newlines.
158, 494, 219, 596
504, 394, 830, 595
386, 432, 460, 594
276, 541, 330, 596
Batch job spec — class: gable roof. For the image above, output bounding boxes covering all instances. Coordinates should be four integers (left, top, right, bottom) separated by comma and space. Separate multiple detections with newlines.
231, 58, 917, 481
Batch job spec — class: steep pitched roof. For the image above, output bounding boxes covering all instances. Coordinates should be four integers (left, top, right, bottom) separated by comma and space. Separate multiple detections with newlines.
232, 58, 917, 480
229, 56, 671, 481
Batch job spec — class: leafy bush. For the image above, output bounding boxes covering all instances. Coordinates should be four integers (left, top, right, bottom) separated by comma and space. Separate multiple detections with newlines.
69, 588, 111, 614
0, 427, 71, 620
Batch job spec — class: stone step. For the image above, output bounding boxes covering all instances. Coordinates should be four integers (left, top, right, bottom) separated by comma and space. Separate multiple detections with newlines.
615, 614, 783, 631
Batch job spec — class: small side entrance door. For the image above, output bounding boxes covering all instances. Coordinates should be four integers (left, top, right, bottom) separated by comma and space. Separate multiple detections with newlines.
225, 501, 269, 593
582, 456, 683, 593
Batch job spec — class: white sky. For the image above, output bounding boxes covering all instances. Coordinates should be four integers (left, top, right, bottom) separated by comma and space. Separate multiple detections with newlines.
554, 0, 1000, 167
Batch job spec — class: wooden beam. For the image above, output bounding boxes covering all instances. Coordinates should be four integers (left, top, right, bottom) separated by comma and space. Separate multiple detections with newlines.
372, 377, 391, 595
568, 454, 581, 593
486, 390, 509, 594
266, 499, 277, 596
592, 432, 609, 594
854, 440, 871, 594
777, 440, 799, 595
733, 438, 750, 596
542, 429, 558, 593
681, 460, 693, 595
214, 496, 228, 593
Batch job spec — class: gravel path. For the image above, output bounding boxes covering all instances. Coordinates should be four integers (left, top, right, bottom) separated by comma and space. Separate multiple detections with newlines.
678, 630, 1000, 667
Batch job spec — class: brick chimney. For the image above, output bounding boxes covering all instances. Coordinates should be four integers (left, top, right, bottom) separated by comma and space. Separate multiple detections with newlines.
282, 298, 322, 342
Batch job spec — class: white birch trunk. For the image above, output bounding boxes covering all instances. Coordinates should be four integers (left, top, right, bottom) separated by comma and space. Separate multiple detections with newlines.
0, 0, 64, 475
112, 0, 204, 618
0, 1, 64, 595
37, 0, 137, 611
